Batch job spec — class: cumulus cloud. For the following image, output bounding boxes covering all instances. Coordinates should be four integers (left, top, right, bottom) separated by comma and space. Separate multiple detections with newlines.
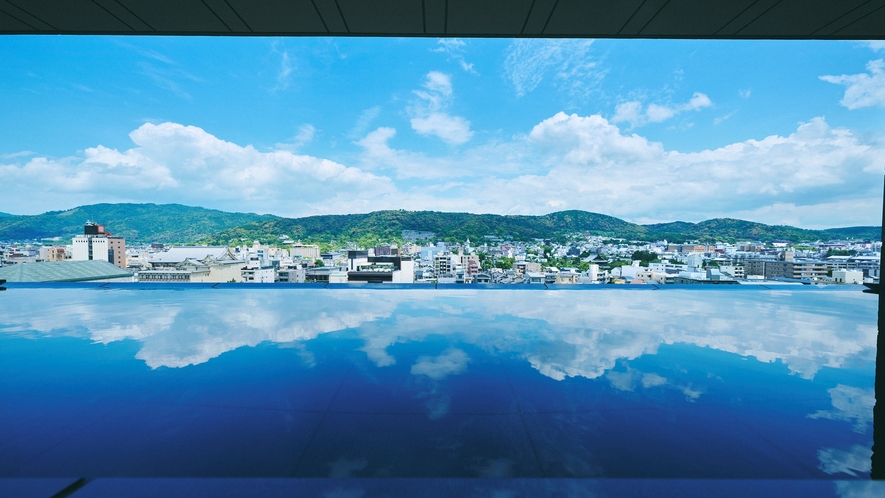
408, 72, 473, 145
0, 122, 393, 217
504, 39, 604, 100
612, 92, 713, 128
410, 348, 471, 380
3, 109, 882, 227
820, 59, 885, 109
485, 112, 882, 228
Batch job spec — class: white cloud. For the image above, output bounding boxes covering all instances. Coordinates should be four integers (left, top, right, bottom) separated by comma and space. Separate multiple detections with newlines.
349, 106, 381, 139
410, 114, 473, 146
332, 111, 881, 227
808, 384, 874, 433
275, 124, 315, 151
408, 72, 473, 145
0, 150, 33, 159
818, 444, 872, 476
713, 111, 736, 125
3, 109, 882, 228
0, 122, 394, 217
492, 113, 881, 228
138, 61, 194, 101
503, 39, 603, 100
274, 48, 294, 91
432, 38, 476, 74
410, 348, 471, 380
739, 88, 752, 99
612, 92, 713, 128
820, 59, 885, 109
866, 41, 885, 52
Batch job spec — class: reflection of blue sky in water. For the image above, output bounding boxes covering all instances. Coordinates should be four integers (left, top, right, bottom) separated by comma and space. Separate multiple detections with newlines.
0, 287, 877, 480
0, 289, 875, 378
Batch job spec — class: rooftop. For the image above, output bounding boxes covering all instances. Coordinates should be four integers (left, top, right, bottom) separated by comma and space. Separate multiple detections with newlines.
0, 260, 132, 282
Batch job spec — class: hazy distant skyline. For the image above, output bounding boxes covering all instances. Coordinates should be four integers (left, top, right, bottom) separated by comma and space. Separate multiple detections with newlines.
1, 36, 883, 228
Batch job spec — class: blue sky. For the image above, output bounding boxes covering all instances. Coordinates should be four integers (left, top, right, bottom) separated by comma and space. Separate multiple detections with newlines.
0, 36, 883, 228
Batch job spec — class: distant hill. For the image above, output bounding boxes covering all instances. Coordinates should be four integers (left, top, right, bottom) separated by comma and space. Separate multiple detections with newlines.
0, 204, 877, 245
202, 210, 650, 246
202, 209, 881, 245
822, 226, 881, 240
643, 218, 881, 244
0, 204, 276, 243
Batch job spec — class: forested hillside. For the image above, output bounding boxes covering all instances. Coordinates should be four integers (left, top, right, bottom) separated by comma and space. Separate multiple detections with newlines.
0, 204, 276, 243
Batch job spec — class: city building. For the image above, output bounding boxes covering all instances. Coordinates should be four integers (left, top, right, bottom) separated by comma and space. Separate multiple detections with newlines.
305, 266, 348, 283
72, 222, 108, 262
289, 243, 320, 260
138, 247, 245, 283
69, 222, 127, 269
348, 255, 415, 283
832, 269, 863, 284
667, 244, 714, 253
242, 266, 275, 283
38, 246, 67, 262
744, 260, 828, 280
108, 236, 126, 268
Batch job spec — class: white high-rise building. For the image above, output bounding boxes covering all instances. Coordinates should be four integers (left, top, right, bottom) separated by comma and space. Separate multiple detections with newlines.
72, 234, 108, 262
70, 222, 123, 266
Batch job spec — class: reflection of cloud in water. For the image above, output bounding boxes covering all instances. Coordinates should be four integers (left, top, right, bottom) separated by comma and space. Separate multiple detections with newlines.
0, 289, 875, 381
818, 444, 872, 476
422, 394, 451, 420
641, 373, 667, 388
411, 348, 470, 380
606, 366, 701, 400
0, 290, 397, 368
808, 384, 875, 433
473, 458, 515, 477
328, 456, 368, 478
835, 481, 885, 498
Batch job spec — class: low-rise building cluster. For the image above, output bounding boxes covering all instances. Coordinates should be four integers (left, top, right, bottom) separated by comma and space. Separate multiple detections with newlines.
0, 222, 880, 286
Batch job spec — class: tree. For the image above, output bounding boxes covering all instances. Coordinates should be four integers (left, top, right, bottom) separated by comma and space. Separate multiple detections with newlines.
631, 250, 660, 266
495, 257, 514, 270
314, 259, 325, 267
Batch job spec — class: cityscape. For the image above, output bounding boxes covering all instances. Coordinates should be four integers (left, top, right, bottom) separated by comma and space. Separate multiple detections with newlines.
2, 6, 885, 495
1, 216, 879, 286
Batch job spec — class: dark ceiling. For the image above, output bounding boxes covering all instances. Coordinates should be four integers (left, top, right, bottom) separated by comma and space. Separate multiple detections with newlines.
0, 0, 883, 39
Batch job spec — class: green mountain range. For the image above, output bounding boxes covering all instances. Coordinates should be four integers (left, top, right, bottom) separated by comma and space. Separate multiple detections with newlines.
0, 204, 878, 245
202, 209, 881, 245
0, 204, 276, 243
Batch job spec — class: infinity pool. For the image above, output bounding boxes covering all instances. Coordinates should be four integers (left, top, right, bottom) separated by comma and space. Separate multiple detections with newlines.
0, 285, 881, 496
